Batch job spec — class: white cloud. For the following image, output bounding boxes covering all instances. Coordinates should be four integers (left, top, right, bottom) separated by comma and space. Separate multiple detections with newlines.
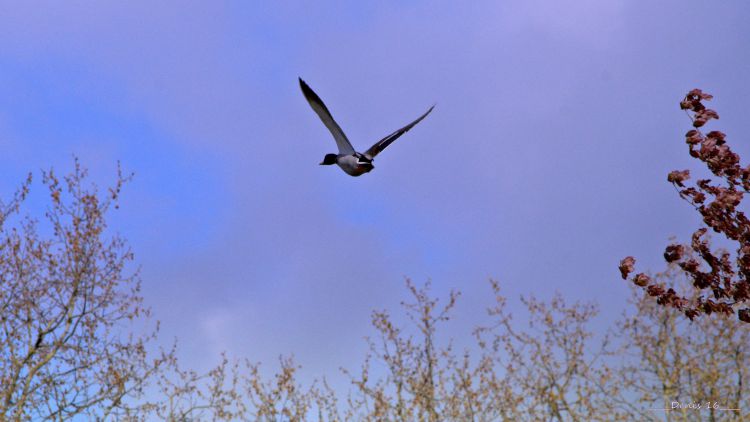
198, 307, 240, 358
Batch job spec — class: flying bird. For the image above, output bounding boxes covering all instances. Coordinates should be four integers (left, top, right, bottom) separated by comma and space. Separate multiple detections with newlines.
299, 78, 434, 177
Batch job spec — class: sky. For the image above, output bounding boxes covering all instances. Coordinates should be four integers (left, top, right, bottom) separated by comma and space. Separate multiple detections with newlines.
1, 0, 749, 390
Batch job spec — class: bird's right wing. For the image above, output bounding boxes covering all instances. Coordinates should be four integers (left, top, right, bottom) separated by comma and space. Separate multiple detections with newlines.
299, 78, 355, 155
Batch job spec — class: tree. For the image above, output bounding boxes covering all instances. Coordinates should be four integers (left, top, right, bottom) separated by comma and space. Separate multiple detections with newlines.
0, 160, 169, 420
614, 261, 750, 421
139, 275, 750, 421
474, 281, 619, 421
620, 89, 750, 323
5, 153, 748, 420
337, 279, 625, 422
342, 279, 459, 421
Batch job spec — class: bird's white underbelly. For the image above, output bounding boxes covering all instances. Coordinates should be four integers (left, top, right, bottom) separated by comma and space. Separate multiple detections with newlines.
337, 155, 373, 177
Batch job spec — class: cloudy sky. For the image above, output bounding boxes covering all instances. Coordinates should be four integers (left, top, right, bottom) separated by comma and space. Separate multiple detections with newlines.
1, 1, 749, 387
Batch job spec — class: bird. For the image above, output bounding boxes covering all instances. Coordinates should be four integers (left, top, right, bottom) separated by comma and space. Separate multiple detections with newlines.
299, 77, 434, 177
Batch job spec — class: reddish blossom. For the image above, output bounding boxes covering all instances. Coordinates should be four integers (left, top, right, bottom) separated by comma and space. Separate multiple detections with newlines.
619, 257, 636, 279
634, 273, 651, 287
667, 170, 690, 187
623, 90, 750, 323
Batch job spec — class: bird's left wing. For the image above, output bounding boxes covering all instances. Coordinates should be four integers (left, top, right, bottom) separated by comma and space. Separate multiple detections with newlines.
364, 105, 434, 159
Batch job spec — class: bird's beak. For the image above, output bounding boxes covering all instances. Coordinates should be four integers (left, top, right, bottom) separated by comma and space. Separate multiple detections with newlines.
319, 161, 325, 165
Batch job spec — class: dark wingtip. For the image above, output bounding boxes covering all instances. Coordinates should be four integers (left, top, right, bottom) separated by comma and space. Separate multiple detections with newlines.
421, 104, 436, 119
299, 77, 310, 90
298, 78, 329, 114
298, 78, 315, 98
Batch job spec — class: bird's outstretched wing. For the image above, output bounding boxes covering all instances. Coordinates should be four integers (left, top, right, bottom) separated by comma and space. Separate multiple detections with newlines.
299, 78, 356, 155
364, 105, 434, 159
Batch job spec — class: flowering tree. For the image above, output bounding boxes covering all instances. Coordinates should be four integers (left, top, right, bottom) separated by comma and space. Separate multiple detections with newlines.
620, 89, 750, 323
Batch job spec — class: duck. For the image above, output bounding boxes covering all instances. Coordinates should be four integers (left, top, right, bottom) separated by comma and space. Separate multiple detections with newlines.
299, 77, 434, 177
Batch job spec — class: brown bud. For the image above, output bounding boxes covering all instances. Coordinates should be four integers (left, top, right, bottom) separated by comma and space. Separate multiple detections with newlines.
706, 131, 726, 144
667, 170, 690, 187
664, 244, 684, 263
634, 273, 651, 287
647, 284, 664, 296
685, 130, 703, 145
619, 257, 636, 279
685, 309, 700, 320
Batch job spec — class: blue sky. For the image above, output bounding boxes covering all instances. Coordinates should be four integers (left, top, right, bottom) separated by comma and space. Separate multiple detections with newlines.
1, 0, 749, 387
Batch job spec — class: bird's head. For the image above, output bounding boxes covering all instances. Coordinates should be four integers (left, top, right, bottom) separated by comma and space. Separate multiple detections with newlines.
320, 154, 338, 165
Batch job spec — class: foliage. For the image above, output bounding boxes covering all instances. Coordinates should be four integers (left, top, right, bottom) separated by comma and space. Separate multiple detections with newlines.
620, 89, 750, 323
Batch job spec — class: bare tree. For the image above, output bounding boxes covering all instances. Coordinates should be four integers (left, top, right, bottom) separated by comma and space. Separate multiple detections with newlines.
151, 351, 246, 421
0, 160, 169, 420
472, 280, 622, 421
342, 279, 621, 422
342, 279, 459, 422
